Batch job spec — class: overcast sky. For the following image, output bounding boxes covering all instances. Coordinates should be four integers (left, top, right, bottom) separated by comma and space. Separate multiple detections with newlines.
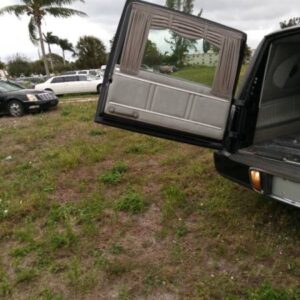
0, 0, 299, 62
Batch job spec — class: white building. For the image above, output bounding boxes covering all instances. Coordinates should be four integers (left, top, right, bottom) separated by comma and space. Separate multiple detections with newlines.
185, 50, 219, 67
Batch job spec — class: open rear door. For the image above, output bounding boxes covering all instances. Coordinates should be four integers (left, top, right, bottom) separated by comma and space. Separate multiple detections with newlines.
95, 0, 246, 149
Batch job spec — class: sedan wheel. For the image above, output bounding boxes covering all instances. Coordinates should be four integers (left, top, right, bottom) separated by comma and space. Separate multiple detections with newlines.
8, 100, 24, 117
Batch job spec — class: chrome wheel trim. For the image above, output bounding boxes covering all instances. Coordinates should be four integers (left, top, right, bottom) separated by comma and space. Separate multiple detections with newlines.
9, 102, 22, 116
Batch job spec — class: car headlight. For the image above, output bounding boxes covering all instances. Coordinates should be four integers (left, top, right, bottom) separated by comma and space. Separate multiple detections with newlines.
26, 94, 38, 102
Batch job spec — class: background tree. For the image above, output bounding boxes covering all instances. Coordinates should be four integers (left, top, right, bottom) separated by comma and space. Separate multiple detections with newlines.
165, 0, 198, 66
49, 53, 64, 66
30, 59, 45, 75
0, 60, 5, 69
0, 0, 86, 77
7, 54, 32, 77
202, 40, 219, 54
43, 32, 59, 72
202, 40, 210, 53
143, 40, 162, 66
109, 34, 116, 52
58, 38, 74, 65
243, 44, 252, 64
280, 17, 300, 29
75, 36, 107, 69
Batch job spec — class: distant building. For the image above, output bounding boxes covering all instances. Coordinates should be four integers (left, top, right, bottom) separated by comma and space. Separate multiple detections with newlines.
185, 50, 219, 67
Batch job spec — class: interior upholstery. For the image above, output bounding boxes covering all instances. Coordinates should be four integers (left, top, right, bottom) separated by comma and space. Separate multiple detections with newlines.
105, 70, 230, 140
256, 94, 300, 128
255, 34, 300, 142
255, 95, 300, 141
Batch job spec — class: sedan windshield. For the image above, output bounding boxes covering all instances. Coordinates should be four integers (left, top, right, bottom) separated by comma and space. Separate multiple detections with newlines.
0, 81, 23, 92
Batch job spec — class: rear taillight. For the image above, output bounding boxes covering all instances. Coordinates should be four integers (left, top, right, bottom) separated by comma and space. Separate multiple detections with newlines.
250, 169, 262, 192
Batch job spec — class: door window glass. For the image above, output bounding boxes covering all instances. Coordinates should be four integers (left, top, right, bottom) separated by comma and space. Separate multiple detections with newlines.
51, 77, 64, 83
142, 29, 220, 88
79, 75, 87, 81
64, 76, 78, 82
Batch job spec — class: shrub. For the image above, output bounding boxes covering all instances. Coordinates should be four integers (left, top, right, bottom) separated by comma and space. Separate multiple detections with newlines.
100, 162, 128, 184
115, 191, 146, 214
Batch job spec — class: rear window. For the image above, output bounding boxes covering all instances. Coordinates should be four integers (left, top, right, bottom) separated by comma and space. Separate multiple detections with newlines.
64, 76, 78, 82
51, 77, 64, 83
79, 75, 87, 81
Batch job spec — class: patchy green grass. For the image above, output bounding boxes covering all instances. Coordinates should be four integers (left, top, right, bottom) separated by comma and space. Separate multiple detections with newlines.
172, 64, 249, 88
0, 102, 299, 299
58, 93, 98, 101
172, 65, 216, 86
248, 283, 300, 300
115, 191, 146, 214
100, 161, 128, 184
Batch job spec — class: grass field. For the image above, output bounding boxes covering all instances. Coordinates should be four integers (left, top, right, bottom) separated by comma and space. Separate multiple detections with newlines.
58, 93, 98, 102
172, 65, 248, 88
0, 101, 300, 299
172, 66, 216, 86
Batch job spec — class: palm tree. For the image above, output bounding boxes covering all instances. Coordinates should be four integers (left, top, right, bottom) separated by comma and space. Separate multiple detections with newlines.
58, 38, 74, 65
0, 0, 86, 77
43, 32, 59, 72
76, 36, 107, 69
0, 60, 5, 70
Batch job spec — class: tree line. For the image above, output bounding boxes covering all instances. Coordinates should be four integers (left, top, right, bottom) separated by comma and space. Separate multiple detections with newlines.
0, 0, 107, 77
4, 34, 107, 77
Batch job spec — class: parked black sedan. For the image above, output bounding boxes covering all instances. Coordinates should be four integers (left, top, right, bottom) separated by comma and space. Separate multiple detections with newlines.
0, 80, 58, 117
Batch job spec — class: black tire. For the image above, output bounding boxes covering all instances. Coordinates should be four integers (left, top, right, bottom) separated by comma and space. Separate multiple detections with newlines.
97, 84, 101, 94
45, 89, 53, 93
8, 100, 24, 117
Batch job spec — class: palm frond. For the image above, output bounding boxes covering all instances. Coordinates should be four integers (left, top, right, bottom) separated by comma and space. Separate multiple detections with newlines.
41, 0, 85, 7
43, 7, 87, 17
0, 5, 30, 17
58, 38, 74, 52
23, 0, 34, 5
43, 31, 59, 44
29, 17, 39, 45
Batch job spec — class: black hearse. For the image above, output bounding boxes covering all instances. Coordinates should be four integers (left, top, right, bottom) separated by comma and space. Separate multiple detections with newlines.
96, 0, 300, 208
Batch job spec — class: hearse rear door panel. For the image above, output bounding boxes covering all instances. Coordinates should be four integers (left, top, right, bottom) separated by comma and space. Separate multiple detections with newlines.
95, 0, 246, 149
